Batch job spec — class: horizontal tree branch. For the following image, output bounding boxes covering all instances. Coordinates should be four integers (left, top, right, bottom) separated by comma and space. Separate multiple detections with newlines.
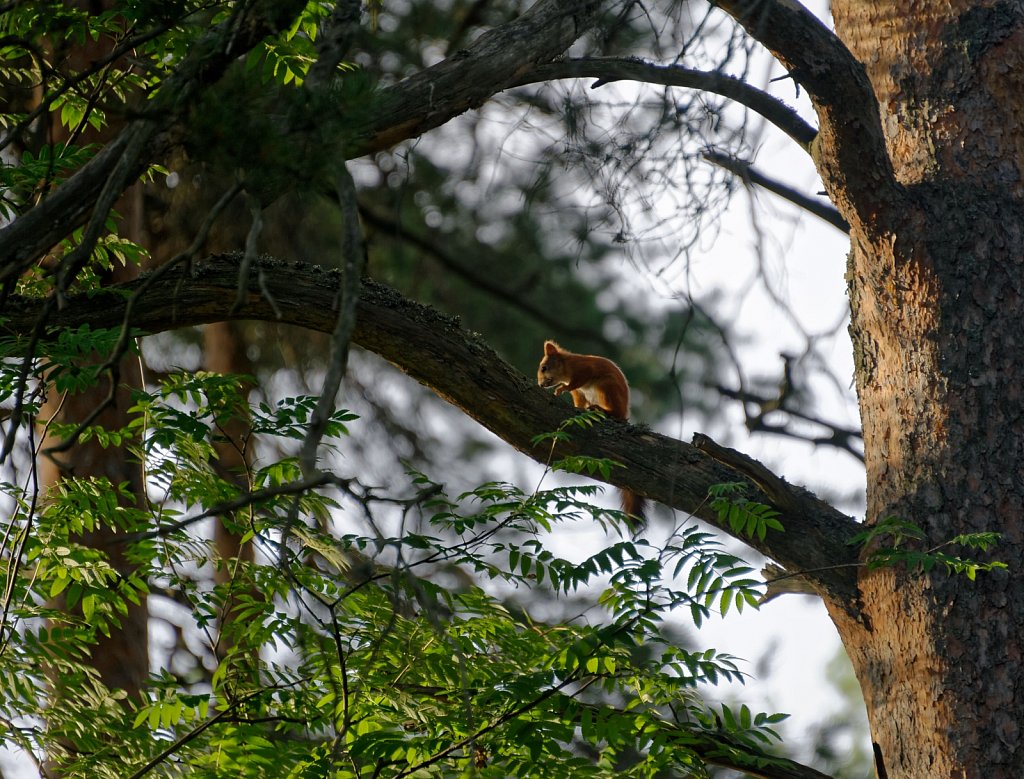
1, 255, 864, 618
516, 57, 818, 152
351, 0, 603, 155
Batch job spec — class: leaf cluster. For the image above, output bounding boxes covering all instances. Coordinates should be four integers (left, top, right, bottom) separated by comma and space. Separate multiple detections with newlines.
0, 354, 790, 777
848, 516, 1006, 581
707, 482, 785, 542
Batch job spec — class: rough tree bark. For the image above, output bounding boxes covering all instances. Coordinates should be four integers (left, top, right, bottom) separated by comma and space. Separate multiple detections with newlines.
831, 2, 1024, 775
720, 0, 1024, 775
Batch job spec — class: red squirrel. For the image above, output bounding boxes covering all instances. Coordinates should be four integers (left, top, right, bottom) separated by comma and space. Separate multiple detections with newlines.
536, 340, 645, 527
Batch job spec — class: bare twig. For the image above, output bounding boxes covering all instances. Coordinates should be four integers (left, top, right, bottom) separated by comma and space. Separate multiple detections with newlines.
703, 149, 849, 233
231, 192, 264, 315
298, 164, 365, 476
715, 384, 864, 462
359, 204, 608, 348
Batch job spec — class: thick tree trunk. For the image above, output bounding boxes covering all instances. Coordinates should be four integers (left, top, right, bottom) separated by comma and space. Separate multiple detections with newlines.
827, 2, 1024, 775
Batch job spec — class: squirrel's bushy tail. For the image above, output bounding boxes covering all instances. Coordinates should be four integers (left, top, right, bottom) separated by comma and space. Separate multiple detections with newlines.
620, 488, 646, 533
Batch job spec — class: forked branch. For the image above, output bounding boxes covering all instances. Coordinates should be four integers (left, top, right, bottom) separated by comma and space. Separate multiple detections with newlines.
713, 0, 904, 230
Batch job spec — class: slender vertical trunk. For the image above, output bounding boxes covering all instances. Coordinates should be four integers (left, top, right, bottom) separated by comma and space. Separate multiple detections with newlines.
205, 321, 255, 578
203, 321, 257, 663
40, 348, 149, 697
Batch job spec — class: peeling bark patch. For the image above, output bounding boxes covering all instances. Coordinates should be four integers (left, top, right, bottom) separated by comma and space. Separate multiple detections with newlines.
838, 1, 1024, 188
920, 2, 1023, 102
843, 568, 961, 778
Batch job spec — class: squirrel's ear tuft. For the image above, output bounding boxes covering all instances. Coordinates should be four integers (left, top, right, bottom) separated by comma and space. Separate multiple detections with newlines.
544, 340, 561, 355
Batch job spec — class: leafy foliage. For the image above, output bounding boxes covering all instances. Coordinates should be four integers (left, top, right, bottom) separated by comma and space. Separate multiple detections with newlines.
0, 350, 787, 777
707, 482, 785, 542
848, 516, 1006, 580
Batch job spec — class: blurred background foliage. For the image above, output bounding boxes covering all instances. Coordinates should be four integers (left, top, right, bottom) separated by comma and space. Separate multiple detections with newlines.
0, 0, 868, 775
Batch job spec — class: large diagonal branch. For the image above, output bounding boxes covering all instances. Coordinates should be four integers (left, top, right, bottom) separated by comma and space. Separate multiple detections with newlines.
713, 0, 905, 232
515, 57, 818, 152
1, 255, 864, 617
351, 0, 602, 154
